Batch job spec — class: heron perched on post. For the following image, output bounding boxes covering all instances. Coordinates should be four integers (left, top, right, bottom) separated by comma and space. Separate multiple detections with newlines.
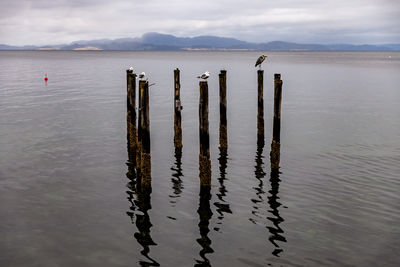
197, 71, 210, 80
255, 55, 267, 69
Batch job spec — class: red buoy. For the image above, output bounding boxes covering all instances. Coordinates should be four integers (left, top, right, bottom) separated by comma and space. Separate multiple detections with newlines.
44, 74, 48, 81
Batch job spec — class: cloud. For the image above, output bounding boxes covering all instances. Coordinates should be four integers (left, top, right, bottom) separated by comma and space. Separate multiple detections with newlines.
0, 0, 399, 45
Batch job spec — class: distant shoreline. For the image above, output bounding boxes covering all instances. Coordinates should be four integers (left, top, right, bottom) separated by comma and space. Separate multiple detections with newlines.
0, 49, 399, 52
1, 32, 399, 52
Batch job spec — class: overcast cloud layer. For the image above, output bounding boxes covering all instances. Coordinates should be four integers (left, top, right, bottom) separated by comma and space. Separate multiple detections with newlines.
1, 0, 399, 46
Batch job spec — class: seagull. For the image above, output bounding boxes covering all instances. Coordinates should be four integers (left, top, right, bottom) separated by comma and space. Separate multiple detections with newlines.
255, 55, 267, 69
129, 66, 134, 72
138, 72, 146, 79
197, 71, 210, 80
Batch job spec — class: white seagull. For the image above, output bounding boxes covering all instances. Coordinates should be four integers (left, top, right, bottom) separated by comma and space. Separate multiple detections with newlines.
129, 66, 134, 72
138, 72, 146, 79
255, 55, 267, 69
197, 71, 210, 80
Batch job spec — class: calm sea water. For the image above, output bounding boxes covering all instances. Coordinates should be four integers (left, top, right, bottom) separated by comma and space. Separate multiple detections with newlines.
0, 51, 399, 266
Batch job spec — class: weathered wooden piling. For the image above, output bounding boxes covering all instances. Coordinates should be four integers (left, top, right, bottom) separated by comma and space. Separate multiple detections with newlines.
199, 81, 211, 186
257, 70, 265, 147
219, 70, 228, 151
136, 80, 143, 177
174, 68, 183, 149
139, 80, 151, 188
126, 69, 137, 165
270, 74, 283, 169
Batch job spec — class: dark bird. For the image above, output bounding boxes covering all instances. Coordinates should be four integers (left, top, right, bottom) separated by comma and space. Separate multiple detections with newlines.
255, 55, 267, 69
197, 71, 210, 80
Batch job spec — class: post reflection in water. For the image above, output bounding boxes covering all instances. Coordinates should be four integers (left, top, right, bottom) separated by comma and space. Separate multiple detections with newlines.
251, 139, 267, 224
213, 147, 232, 232
169, 147, 184, 207
195, 186, 214, 267
252, 143, 286, 257
267, 168, 286, 257
126, 156, 160, 266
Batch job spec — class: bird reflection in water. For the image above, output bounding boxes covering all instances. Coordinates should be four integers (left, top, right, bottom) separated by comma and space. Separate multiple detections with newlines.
195, 186, 214, 266
169, 147, 184, 208
213, 147, 232, 232
126, 158, 160, 266
251, 143, 286, 257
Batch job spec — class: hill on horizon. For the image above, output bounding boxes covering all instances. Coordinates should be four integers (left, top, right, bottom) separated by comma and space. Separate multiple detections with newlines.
1, 32, 400, 51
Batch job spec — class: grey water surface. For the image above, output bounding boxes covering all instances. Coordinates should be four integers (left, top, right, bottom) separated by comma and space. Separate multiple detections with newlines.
1, 51, 399, 266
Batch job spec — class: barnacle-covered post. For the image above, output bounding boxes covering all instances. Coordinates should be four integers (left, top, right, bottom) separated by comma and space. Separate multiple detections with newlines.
219, 70, 228, 152
174, 68, 183, 151
257, 70, 265, 147
126, 69, 137, 164
140, 80, 151, 189
270, 74, 283, 169
199, 81, 211, 187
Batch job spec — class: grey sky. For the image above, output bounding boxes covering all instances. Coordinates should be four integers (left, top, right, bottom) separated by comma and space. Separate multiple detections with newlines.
1, 0, 399, 46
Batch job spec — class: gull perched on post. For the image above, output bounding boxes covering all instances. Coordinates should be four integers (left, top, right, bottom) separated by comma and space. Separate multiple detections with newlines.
197, 71, 210, 80
255, 55, 267, 69
138, 72, 146, 79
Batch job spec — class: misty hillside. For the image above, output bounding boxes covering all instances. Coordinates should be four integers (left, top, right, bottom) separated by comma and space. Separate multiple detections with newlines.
1, 32, 399, 51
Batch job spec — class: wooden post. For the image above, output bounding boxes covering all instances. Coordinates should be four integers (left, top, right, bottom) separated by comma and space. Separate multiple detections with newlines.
219, 70, 228, 151
140, 80, 151, 189
174, 68, 183, 149
270, 74, 283, 169
199, 81, 211, 186
127, 69, 132, 147
257, 70, 265, 147
136, 80, 144, 177
126, 69, 137, 166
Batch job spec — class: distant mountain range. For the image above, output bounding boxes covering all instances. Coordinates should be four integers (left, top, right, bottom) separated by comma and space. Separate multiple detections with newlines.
1, 32, 400, 51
